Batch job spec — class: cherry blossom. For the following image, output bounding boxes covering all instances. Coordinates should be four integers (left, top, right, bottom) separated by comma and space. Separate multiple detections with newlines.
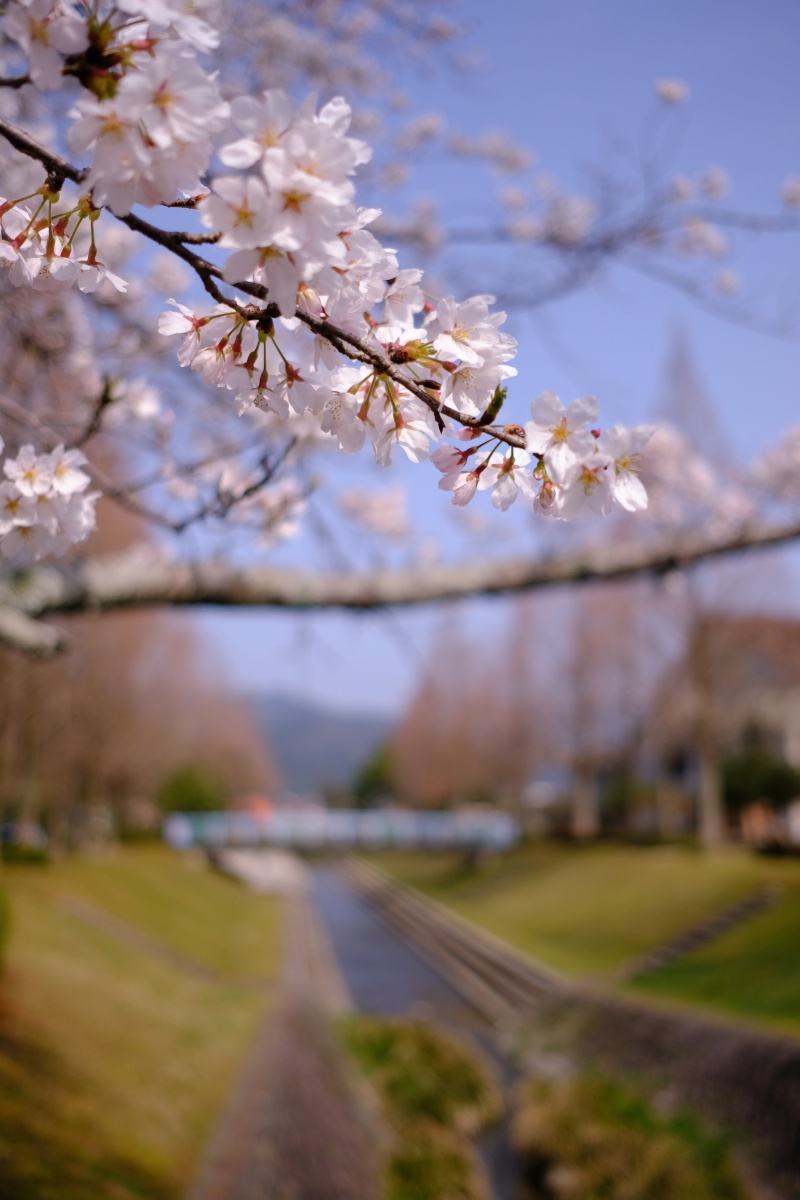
0, 0, 663, 562
477, 450, 537, 511
556, 450, 615, 520
598, 425, 654, 513
383, 269, 425, 326
47, 446, 91, 496
4, 0, 88, 91
5, 444, 53, 496
426, 294, 508, 366
451, 470, 481, 507
525, 392, 599, 483
0, 444, 97, 562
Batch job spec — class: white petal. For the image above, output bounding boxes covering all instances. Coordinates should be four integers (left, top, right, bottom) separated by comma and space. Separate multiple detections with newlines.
566, 394, 599, 429
614, 473, 648, 512
530, 390, 564, 426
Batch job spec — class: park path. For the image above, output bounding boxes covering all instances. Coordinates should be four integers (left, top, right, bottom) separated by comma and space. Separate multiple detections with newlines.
188, 852, 378, 1200
190, 851, 521, 1200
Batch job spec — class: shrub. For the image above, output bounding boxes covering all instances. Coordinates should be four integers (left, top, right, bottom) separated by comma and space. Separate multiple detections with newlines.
0, 844, 48, 865
723, 746, 800, 812
353, 744, 395, 807
342, 1016, 500, 1200
343, 1015, 501, 1133
157, 764, 228, 814
513, 1073, 751, 1200
386, 1124, 478, 1200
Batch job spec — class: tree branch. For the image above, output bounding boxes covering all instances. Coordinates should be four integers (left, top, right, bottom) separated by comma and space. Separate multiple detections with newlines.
0, 116, 84, 184
2, 517, 799, 634
0, 604, 66, 657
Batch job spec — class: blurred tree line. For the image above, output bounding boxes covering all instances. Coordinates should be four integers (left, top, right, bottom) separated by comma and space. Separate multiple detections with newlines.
0, 503, 277, 851
0, 611, 276, 848
359, 570, 800, 849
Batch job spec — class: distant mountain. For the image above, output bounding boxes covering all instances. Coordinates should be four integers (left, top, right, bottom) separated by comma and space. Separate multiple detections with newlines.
248, 692, 394, 795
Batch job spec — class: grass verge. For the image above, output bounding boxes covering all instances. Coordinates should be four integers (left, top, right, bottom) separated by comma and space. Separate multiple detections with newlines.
362, 843, 800, 1035
341, 1015, 501, 1200
632, 887, 800, 1037
513, 1072, 752, 1200
0, 845, 281, 1200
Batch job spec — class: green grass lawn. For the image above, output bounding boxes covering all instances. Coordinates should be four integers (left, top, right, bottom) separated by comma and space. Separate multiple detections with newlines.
632, 888, 800, 1037
0, 845, 282, 1200
362, 843, 800, 1036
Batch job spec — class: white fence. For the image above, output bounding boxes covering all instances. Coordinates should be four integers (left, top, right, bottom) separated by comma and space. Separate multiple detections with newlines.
164, 807, 520, 852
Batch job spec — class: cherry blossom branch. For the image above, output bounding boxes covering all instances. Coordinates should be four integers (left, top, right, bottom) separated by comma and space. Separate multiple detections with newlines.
87, 437, 299, 533
0, 117, 529, 451
0, 115, 84, 185
671, 206, 800, 234
0, 382, 116, 450
0, 43, 781, 560
625, 256, 800, 341
121, 204, 512, 441
0, 394, 56, 444
399, 206, 800, 247
73, 379, 116, 448
381, 197, 800, 337
1, 514, 799, 652
0, 603, 66, 656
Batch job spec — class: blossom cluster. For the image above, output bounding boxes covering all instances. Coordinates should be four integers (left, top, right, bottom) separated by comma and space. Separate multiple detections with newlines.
432, 394, 653, 517
209, 464, 307, 546
748, 424, 800, 506
0, 0, 654, 554
339, 487, 410, 539
159, 286, 652, 520
0, 192, 128, 293
0, 440, 98, 562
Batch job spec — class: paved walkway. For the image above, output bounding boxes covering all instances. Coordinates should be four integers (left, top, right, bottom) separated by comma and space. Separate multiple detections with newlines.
215, 849, 309, 894
189, 856, 375, 1200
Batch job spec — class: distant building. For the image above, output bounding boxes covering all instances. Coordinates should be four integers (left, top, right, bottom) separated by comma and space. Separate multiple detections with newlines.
641, 614, 800, 839
648, 614, 800, 770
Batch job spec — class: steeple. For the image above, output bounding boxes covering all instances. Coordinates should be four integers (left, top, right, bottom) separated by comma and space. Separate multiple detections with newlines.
656, 325, 733, 471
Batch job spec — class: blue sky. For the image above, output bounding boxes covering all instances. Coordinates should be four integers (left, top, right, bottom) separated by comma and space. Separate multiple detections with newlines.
200, 0, 800, 716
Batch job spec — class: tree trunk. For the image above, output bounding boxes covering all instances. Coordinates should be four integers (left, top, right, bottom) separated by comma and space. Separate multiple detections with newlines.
571, 766, 600, 840
698, 745, 726, 849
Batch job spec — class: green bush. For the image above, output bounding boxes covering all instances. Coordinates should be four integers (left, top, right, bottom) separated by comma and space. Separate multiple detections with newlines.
723, 746, 800, 812
342, 1016, 500, 1200
513, 1073, 751, 1200
0, 844, 48, 865
601, 772, 659, 834
157, 764, 228, 814
386, 1124, 478, 1200
343, 1015, 501, 1133
353, 744, 394, 807
0, 885, 10, 972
